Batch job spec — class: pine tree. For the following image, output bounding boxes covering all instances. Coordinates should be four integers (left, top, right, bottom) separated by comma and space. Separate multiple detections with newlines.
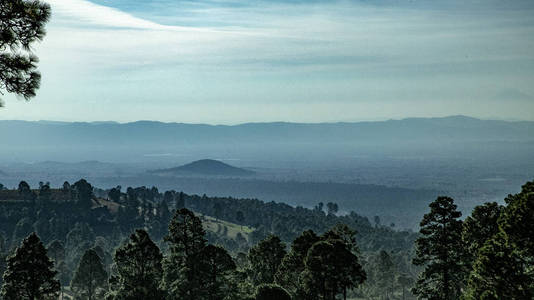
162, 208, 208, 300
302, 238, 366, 300
71, 249, 108, 300
322, 224, 359, 254
0, 0, 50, 106
461, 202, 502, 269
108, 186, 122, 203
72, 179, 94, 211
37, 183, 51, 209
412, 196, 466, 300
200, 244, 236, 300
107, 229, 164, 299
0, 233, 60, 300
463, 232, 532, 299
500, 181, 534, 259
248, 234, 287, 285
463, 181, 534, 299
275, 229, 320, 297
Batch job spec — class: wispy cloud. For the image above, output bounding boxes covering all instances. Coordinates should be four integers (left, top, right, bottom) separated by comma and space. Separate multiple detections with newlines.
47, 0, 193, 31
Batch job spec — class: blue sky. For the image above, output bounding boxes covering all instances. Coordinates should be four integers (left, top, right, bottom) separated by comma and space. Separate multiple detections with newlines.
1, 0, 534, 123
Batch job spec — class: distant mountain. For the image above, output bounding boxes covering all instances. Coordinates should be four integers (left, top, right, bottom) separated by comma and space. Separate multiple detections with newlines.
1, 116, 533, 163
150, 159, 255, 176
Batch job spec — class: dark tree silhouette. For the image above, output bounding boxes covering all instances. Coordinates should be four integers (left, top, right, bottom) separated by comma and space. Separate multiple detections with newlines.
461, 202, 502, 269
412, 196, 465, 300
71, 249, 108, 300
0, 0, 50, 106
62, 181, 71, 192
303, 238, 366, 300
108, 186, 121, 203
326, 202, 338, 215
162, 208, 208, 300
38, 182, 51, 208
110, 229, 164, 300
0, 233, 60, 299
17, 180, 31, 198
276, 229, 320, 297
200, 244, 236, 300
72, 179, 94, 211
249, 234, 287, 285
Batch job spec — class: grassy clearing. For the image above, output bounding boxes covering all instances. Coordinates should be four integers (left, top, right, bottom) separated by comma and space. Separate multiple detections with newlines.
198, 213, 254, 241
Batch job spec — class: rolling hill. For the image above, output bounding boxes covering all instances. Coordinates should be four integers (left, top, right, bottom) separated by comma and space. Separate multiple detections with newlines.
150, 159, 255, 176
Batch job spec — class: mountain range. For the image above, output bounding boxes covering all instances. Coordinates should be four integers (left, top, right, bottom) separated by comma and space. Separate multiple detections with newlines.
1, 115, 533, 164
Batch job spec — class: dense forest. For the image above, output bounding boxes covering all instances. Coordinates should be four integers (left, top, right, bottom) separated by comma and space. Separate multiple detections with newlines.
0, 179, 532, 299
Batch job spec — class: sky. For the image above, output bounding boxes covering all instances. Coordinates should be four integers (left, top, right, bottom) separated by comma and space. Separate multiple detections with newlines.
1, 0, 534, 124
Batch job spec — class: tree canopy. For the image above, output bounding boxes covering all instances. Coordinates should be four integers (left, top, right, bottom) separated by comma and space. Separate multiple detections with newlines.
412, 196, 466, 300
249, 234, 287, 285
0, 232, 59, 300
0, 0, 50, 106
71, 248, 108, 300
109, 229, 164, 300
463, 181, 534, 299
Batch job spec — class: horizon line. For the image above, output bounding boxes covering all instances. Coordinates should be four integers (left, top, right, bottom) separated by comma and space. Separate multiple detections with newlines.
0, 114, 531, 126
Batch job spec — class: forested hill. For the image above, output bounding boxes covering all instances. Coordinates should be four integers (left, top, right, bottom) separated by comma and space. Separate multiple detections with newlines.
0, 179, 419, 299
0, 179, 420, 298
1, 116, 533, 162
0, 181, 415, 252
2, 180, 532, 299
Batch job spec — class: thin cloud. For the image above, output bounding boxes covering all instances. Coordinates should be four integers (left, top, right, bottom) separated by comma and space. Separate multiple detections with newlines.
47, 0, 214, 32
